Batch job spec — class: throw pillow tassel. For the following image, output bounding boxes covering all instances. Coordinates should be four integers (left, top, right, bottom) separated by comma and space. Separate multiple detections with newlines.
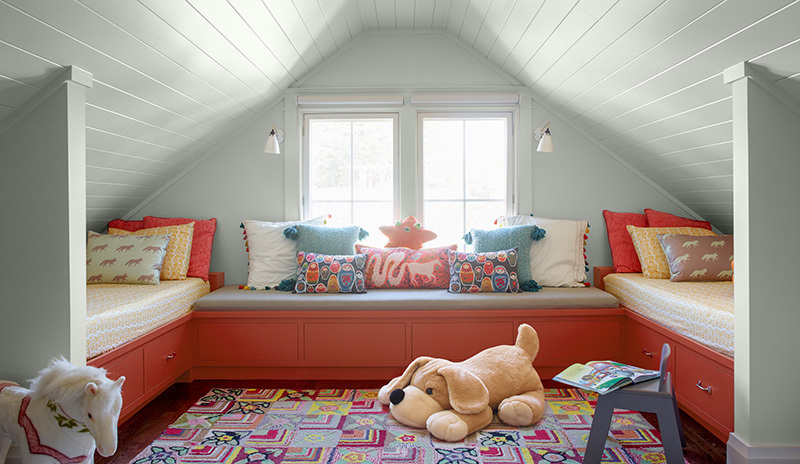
283, 226, 299, 240
276, 278, 295, 291
521, 280, 542, 292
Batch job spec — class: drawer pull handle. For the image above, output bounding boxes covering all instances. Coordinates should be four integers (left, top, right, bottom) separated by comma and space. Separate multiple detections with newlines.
642, 348, 653, 357
166, 351, 177, 360
696, 380, 712, 394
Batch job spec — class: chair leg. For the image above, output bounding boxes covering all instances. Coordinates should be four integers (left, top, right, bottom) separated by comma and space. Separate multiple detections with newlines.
656, 404, 685, 464
584, 397, 616, 463
671, 389, 687, 447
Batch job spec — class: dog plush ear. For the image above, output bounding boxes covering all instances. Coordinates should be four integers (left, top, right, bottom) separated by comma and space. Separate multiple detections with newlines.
438, 365, 490, 414
378, 356, 434, 405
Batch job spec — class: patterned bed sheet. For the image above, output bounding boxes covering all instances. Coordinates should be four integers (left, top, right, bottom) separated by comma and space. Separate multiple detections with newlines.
603, 273, 733, 357
87, 278, 209, 359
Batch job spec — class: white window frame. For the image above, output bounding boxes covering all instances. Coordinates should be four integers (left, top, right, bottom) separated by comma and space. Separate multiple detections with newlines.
416, 111, 516, 233
302, 113, 401, 223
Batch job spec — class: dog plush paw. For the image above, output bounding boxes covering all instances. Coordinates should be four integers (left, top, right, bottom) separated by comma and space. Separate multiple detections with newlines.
426, 411, 469, 442
497, 398, 535, 426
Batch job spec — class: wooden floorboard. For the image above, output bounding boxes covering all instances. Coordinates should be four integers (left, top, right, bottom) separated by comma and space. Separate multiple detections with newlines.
97, 379, 726, 464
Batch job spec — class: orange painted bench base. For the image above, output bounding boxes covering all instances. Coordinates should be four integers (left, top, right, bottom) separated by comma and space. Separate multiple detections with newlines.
190, 308, 627, 382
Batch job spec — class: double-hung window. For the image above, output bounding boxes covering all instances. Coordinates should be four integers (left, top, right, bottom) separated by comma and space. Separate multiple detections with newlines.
303, 114, 399, 242
419, 113, 513, 246
303, 110, 513, 245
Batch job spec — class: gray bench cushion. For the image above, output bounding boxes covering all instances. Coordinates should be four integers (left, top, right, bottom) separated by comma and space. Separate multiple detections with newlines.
193, 286, 619, 311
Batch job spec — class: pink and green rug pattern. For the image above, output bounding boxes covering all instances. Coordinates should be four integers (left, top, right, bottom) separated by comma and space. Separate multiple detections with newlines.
129, 388, 676, 464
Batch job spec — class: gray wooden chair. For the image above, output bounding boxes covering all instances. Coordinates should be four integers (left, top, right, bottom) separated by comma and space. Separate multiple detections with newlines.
583, 343, 685, 463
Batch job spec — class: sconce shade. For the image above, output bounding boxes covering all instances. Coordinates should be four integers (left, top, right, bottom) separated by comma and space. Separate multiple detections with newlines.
537, 129, 553, 152
534, 123, 553, 153
264, 124, 284, 154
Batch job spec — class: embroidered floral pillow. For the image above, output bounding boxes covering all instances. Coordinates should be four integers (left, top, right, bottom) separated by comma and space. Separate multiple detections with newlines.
447, 248, 521, 293
294, 252, 367, 294
355, 245, 456, 289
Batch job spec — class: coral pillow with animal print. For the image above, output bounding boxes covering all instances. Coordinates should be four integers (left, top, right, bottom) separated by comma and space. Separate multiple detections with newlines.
87, 232, 170, 284
355, 245, 456, 289
657, 234, 733, 282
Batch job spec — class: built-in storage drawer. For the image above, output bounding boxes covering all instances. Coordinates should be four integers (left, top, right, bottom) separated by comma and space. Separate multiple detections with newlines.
197, 321, 299, 362
535, 319, 623, 362
412, 322, 514, 361
102, 349, 144, 409
675, 345, 734, 433
305, 322, 406, 363
626, 319, 674, 372
144, 324, 190, 391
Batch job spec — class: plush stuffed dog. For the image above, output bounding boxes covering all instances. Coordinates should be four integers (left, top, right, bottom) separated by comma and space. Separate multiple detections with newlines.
378, 323, 545, 442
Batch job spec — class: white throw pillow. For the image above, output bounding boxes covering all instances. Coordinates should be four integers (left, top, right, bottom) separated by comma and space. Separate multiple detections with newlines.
243, 216, 326, 288
498, 215, 588, 287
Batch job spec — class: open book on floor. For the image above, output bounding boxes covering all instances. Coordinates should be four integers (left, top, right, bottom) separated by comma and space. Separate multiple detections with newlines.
553, 360, 660, 395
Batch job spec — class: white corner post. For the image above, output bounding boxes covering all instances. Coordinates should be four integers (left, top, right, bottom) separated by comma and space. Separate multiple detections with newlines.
723, 61, 800, 463
0, 65, 92, 381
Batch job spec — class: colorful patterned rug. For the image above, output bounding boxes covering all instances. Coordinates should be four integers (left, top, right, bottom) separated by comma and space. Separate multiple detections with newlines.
129, 388, 676, 464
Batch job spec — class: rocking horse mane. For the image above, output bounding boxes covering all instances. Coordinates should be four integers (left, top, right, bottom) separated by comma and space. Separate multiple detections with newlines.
28, 357, 111, 404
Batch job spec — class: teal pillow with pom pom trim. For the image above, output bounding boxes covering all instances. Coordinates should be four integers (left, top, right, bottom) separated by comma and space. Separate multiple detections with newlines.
284, 224, 368, 256
462, 225, 545, 291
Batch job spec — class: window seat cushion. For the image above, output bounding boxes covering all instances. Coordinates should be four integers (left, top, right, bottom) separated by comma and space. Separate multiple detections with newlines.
193, 285, 619, 312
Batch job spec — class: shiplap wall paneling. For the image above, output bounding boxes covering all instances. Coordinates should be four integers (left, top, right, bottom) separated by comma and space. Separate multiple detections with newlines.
615, 122, 732, 161
567, 0, 800, 127
586, 75, 730, 141
485, 0, 544, 66
500, 0, 580, 79
78, 0, 273, 111
264, 0, 326, 68
414, 0, 436, 29
291, 0, 340, 58
7, 0, 256, 127
394, 0, 415, 29
541, 0, 720, 110
599, 98, 732, 151
456, 0, 491, 47
527, 0, 665, 98
630, 143, 733, 172
85, 84, 228, 144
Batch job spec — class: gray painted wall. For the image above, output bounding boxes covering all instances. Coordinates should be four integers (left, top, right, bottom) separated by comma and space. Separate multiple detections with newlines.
136, 33, 695, 286
0, 70, 89, 382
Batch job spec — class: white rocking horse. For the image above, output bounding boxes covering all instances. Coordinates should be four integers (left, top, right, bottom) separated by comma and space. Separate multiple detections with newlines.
0, 357, 124, 464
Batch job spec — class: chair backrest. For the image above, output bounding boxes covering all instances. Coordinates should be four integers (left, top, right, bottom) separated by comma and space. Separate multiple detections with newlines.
658, 343, 671, 393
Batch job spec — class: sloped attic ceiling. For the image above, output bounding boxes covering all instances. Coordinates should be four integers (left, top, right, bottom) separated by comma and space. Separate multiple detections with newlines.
1, 0, 799, 233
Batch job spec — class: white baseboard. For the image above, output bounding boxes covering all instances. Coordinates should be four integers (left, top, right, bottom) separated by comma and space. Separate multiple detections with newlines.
728, 433, 800, 463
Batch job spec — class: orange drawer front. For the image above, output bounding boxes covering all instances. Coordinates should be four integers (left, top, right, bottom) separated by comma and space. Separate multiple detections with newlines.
102, 349, 144, 409
626, 320, 674, 372
304, 322, 406, 363
144, 325, 190, 392
197, 321, 299, 362
535, 320, 622, 362
675, 346, 733, 432
412, 322, 514, 361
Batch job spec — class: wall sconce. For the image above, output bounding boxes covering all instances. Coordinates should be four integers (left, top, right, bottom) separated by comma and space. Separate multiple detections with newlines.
264, 124, 285, 154
533, 122, 553, 153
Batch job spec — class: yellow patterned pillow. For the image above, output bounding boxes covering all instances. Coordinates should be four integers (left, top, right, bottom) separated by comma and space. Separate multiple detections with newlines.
626, 225, 716, 279
109, 222, 194, 280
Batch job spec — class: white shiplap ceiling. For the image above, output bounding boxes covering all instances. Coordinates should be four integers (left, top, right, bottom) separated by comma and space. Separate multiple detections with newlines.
1, 0, 799, 232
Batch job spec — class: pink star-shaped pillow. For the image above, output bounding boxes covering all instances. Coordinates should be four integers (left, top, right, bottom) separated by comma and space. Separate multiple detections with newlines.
379, 216, 437, 250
